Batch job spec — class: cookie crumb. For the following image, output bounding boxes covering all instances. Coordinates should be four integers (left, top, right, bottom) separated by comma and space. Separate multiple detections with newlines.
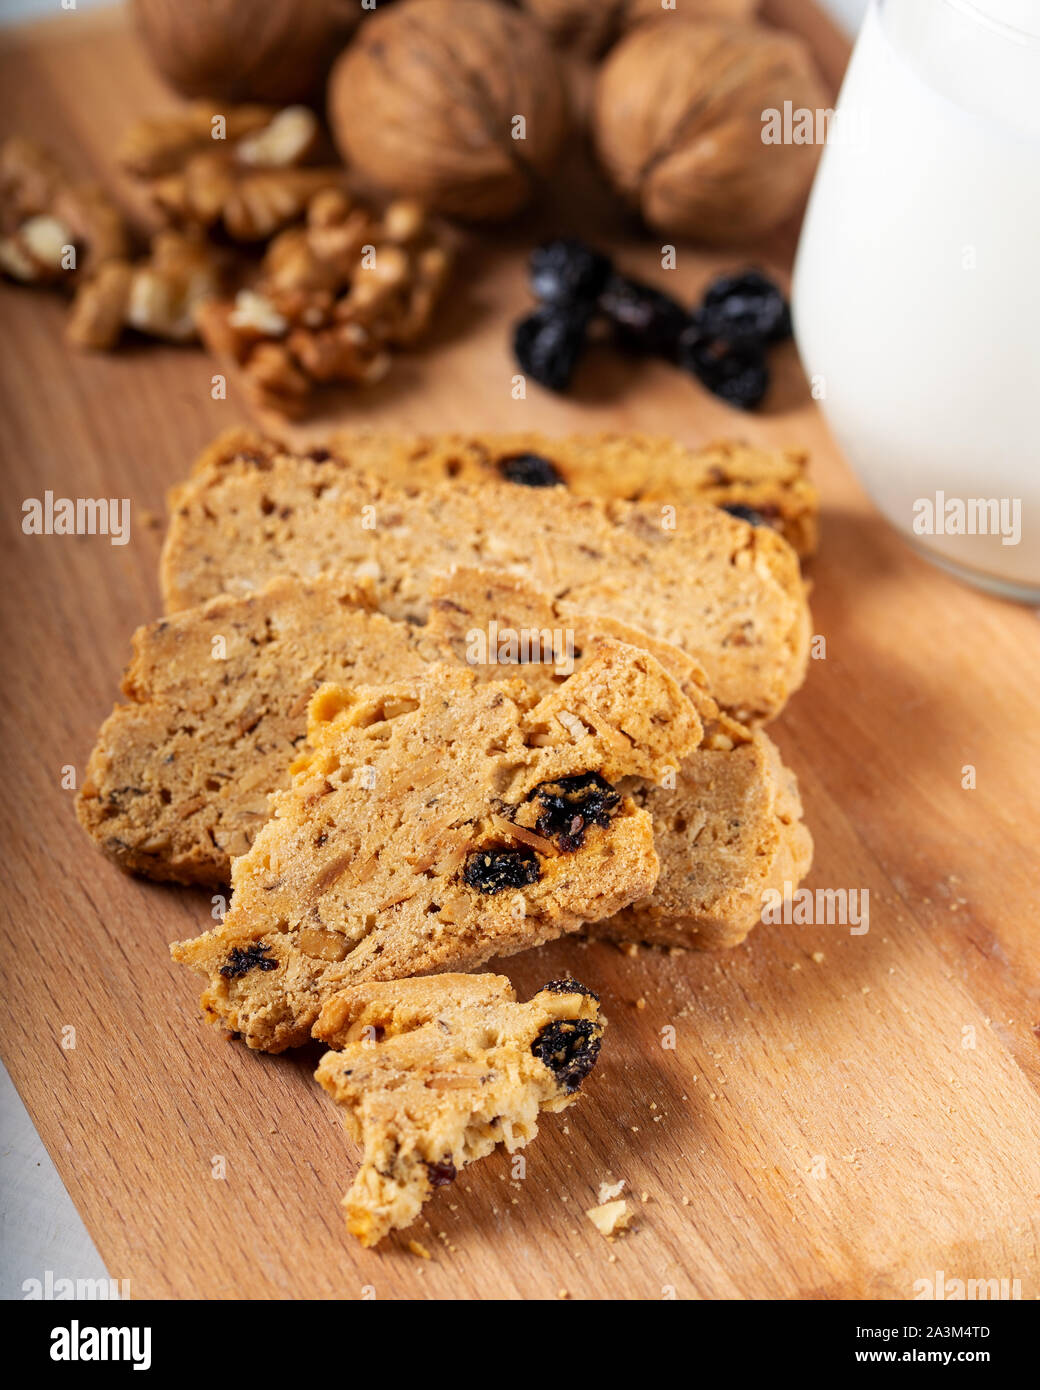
407, 1239, 432, 1260
811, 951, 825, 963
586, 1199, 632, 1237
597, 1178, 626, 1203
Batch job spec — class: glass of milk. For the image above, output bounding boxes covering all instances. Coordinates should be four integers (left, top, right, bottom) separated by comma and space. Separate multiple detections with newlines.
793, 0, 1040, 600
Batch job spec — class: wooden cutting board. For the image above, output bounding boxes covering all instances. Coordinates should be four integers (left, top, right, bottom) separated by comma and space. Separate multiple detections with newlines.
1, 2, 1037, 1302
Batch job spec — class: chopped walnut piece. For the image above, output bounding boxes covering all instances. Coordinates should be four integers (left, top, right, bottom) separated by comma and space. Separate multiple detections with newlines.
236, 106, 320, 168
197, 191, 452, 415
117, 104, 278, 177
67, 260, 134, 349
0, 214, 72, 283
0, 136, 129, 286
0, 137, 63, 221
119, 103, 342, 241
68, 232, 224, 350
229, 289, 290, 338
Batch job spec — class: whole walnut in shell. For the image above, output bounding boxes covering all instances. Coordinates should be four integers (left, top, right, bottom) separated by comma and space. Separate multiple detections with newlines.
520, 0, 759, 57
328, 0, 569, 222
594, 20, 829, 244
132, 0, 360, 104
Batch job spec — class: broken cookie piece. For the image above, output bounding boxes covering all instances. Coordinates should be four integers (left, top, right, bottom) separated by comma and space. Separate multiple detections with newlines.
313, 973, 605, 1246
171, 642, 699, 1051
586, 1198, 632, 1238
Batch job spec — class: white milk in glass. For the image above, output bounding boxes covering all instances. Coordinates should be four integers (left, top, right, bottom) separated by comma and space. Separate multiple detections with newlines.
793, 0, 1040, 599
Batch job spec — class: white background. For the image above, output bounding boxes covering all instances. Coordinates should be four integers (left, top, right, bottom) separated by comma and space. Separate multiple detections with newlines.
0, 0, 869, 1301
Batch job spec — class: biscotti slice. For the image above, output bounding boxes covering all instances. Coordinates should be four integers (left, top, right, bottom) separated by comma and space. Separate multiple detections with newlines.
334, 429, 818, 558
188, 427, 816, 557
80, 564, 810, 946
160, 431, 810, 723
313, 974, 605, 1247
75, 574, 441, 885
428, 568, 813, 950
171, 643, 700, 1051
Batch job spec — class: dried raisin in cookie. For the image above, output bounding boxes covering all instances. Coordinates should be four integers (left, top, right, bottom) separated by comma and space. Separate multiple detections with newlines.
160, 430, 810, 723
76, 574, 441, 884
171, 643, 699, 1051
313, 973, 604, 1246
428, 568, 813, 950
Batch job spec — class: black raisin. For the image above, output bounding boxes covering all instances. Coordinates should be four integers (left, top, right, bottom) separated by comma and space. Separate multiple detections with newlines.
497, 452, 564, 488
678, 321, 770, 411
529, 238, 613, 307
598, 271, 689, 358
425, 1158, 457, 1188
532, 1019, 602, 1093
462, 845, 541, 894
699, 269, 791, 347
219, 943, 278, 979
541, 978, 600, 1002
721, 504, 766, 527
513, 305, 591, 392
531, 771, 620, 852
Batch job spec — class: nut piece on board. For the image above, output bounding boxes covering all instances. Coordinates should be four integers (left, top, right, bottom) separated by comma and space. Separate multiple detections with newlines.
0, 137, 128, 286
68, 232, 224, 349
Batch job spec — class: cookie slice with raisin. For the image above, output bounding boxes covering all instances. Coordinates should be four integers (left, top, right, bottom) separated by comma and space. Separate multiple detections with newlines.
429, 567, 813, 951
325, 427, 818, 559
171, 641, 699, 1051
161, 430, 811, 724
313, 973, 605, 1246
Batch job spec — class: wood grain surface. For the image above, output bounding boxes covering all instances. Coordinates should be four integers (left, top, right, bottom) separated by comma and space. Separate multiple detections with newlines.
1, 3, 1038, 1301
